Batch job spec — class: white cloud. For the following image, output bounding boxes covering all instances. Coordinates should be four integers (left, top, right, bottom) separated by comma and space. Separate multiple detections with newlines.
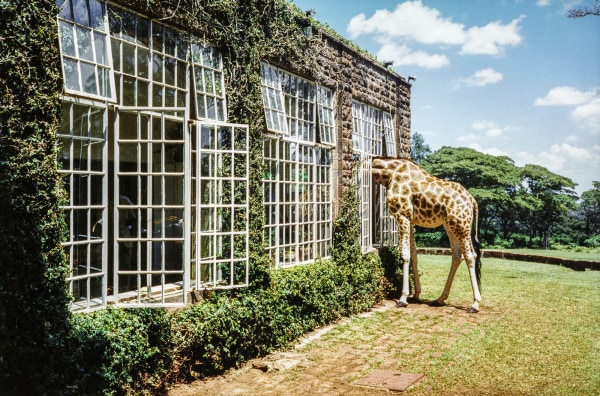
453, 68, 503, 88
536, 0, 551, 6
534, 86, 596, 106
457, 133, 478, 142
346, 1, 525, 67
377, 41, 449, 69
514, 142, 592, 173
486, 128, 504, 137
461, 16, 525, 56
472, 120, 499, 130
535, 87, 600, 131
571, 97, 600, 131
347, 2, 465, 44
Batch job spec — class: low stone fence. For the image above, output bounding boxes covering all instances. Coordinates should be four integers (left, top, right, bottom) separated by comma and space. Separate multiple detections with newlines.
416, 248, 599, 272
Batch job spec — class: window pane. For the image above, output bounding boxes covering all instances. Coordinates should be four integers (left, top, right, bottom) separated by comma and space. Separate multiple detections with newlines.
63, 59, 81, 91
59, 21, 76, 57
72, 0, 90, 26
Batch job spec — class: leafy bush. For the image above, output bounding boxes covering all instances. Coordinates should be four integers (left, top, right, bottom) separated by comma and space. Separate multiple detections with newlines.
414, 230, 447, 247
583, 234, 600, 248
68, 309, 173, 395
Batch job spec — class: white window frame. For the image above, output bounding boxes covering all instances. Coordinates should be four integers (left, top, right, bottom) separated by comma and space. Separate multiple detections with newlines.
261, 63, 289, 134
191, 43, 227, 121
113, 108, 187, 307
261, 67, 334, 267
58, 3, 249, 310
57, 0, 116, 102
190, 122, 250, 288
352, 100, 398, 253
317, 86, 336, 146
263, 139, 332, 268
59, 99, 108, 312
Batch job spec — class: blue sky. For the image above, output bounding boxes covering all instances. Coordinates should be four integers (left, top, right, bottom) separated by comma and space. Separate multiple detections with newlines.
292, 0, 600, 195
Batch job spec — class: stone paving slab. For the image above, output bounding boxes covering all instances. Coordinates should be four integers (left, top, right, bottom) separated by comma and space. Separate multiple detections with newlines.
353, 369, 424, 393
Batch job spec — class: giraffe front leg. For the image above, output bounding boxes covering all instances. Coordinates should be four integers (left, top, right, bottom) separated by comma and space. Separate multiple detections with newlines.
397, 218, 412, 308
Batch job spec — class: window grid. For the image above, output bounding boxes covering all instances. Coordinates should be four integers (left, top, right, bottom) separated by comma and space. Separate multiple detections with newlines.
191, 122, 249, 288
57, 0, 115, 101
352, 101, 399, 252
282, 72, 315, 142
191, 43, 227, 121
263, 139, 332, 268
114, 110, 186, 307
58, 3, 246, 310
58, 101, 107, 312
383, 112, 396, 157
317, 86, 336, 145
109, 7, 187, 112
261, 63, 288, 134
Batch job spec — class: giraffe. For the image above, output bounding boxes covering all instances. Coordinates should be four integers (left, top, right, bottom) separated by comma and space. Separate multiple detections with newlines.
372, 157, 482, 313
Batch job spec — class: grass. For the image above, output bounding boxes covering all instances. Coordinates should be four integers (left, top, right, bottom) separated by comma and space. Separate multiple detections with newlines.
485, 247, 600, 262
304, 255, 600, 395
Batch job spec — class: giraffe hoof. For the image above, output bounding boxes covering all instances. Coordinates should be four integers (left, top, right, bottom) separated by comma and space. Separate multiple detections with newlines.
467, 307, 479, 314
396, 301, 408, 308
429, 300, 445, 307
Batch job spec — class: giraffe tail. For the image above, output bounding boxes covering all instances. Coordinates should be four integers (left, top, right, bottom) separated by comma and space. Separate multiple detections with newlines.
471, 198, 482, 291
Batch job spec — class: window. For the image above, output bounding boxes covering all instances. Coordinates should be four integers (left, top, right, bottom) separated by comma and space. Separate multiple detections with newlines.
317, 86, 336, 145
261, 66, 333, 267
352, 100, 398, 253
191, 43, 227, 121
59, 101, 107, 311
109, 8, 187, 112
113, 110, 186, 307
190, 123, 249, 287
261, 63, 288, 134
58, 3, 248, 311
57, 0, 115, 101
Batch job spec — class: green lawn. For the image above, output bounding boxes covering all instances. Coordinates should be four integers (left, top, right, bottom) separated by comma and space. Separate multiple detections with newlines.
484, 248, 600, 262
312, 255, 600, 395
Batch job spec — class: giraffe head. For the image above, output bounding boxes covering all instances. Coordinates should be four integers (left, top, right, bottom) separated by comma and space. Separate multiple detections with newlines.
372, 156, 400, 188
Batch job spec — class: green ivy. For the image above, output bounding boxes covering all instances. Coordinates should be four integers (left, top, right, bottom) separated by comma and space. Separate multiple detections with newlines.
0, 0, 74, 394
0, 0, 395, 394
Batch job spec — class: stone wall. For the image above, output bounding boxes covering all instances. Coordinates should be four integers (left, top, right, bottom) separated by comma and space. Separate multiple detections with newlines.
307, 31, 412, 203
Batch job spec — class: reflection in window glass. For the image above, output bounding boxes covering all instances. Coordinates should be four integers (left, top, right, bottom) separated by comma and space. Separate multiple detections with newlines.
191, 43, 227, 122
57, 0, 115, 101
263, 139, 332, 267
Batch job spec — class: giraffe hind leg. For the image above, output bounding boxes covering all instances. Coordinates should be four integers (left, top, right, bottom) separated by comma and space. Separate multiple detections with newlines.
436, 226, 461, 306
408, 226, 421, 303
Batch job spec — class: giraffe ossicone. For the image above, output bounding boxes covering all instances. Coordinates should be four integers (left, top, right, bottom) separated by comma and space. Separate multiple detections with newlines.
372, 157, 482, 313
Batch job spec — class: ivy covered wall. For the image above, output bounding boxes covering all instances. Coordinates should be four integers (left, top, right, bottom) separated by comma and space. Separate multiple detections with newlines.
0, 0, 74, 393
0, 0, 409, 393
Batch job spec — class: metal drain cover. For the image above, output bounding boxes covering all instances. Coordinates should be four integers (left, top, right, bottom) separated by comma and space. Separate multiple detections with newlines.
353, 369, 424, 392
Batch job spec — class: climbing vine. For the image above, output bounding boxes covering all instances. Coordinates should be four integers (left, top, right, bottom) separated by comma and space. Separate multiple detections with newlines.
0, 0, 74, 394
0, 1, 391, 394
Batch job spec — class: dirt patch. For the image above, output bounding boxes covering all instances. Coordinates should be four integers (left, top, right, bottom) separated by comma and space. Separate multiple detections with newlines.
168, 300, 497, 396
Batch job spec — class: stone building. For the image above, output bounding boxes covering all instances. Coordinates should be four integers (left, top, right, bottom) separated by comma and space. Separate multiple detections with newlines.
55, 0, 412, 311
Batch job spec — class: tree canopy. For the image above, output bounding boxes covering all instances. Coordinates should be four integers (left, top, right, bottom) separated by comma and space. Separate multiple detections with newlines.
414, 145, 589, 249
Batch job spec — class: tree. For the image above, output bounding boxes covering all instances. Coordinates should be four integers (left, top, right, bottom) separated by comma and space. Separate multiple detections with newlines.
568, 0, 600, 17
420, 147, 521, 244
576, 182, 600, 244
519, 164, 578, 248
410, 131, 431, 164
